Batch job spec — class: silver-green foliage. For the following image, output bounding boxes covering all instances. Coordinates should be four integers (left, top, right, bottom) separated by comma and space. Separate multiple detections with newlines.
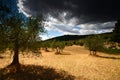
84, 35, 104, 55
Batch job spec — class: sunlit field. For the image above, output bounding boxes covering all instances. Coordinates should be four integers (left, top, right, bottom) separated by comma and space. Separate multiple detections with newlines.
0, 45, 120, 80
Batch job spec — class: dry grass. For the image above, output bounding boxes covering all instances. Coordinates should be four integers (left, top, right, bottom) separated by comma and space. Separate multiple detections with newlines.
0, 45, 120, 80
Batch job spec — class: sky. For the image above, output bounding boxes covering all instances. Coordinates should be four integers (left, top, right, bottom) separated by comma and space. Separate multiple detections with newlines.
13, 0, 120, 40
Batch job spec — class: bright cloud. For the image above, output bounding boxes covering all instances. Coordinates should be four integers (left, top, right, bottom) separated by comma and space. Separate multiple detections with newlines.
17, 0, 31, 17
43, 12, 115, 38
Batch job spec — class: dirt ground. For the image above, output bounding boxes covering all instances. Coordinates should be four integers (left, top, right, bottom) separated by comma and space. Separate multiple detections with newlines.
0, 45, 120, 80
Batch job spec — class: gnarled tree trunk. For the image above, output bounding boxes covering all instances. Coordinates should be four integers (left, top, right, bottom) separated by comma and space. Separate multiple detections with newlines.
10, 35, 20, 72
11, 48, 19, 65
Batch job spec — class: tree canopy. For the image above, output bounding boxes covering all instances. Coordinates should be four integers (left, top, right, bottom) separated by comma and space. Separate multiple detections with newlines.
0, 0, 45, 66
84, 35, 104, 55
112, 20, 120, 43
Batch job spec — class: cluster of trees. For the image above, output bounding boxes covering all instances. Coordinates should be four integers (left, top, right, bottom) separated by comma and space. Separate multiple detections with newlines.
40, 39, 85, 54
40, 40, 65, 54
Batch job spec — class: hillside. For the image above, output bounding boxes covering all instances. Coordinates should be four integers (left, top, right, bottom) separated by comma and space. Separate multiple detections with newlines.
44, 32, 112, 42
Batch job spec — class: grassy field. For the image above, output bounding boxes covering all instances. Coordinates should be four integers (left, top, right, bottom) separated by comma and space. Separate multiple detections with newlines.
0, 45, 120, 80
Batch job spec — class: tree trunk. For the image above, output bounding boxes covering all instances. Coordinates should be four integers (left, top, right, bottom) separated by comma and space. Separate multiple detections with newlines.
11, 48, 19, 65
11, 34, 20, 65
90, 50, 92, 55
56, 48, 58, 54
9, 45, 20, 73
10, 32, 20, 72
93, 51, 97, 55
45, 47, 48, 52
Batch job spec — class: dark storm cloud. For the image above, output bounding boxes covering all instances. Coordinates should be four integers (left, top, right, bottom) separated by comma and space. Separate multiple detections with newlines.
18, 0, 120, 23
17, 0, 118, 37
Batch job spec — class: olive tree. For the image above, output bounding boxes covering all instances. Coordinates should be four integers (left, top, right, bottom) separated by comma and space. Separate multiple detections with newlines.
54, 41, 65, 54
0, 1, 45, 73
0, 14, 44, 67
112, 20, 120, 47
84, 35, 104, 55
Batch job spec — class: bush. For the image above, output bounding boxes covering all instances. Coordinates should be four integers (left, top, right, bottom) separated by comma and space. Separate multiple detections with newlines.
100, 48, 120, 54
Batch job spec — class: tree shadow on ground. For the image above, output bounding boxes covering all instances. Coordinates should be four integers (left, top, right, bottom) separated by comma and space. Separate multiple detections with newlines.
94, 55, 120, 60
55, 52, 72, 55
0, 64, 75, 80
0, 56, 4, 59
60, 53, 71, 55
60, 52, 71, 55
